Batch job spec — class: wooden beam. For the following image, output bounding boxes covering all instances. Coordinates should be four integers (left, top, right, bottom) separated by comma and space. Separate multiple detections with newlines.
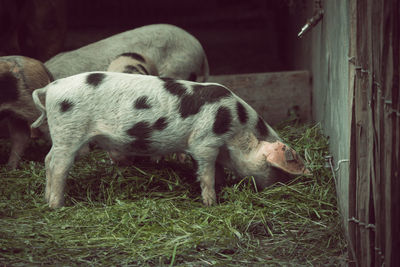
209, 71, 312, 126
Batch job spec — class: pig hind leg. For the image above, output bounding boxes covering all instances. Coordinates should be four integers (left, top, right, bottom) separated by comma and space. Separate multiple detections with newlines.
44, 148, 53, 203
45, 146, 76, 208
6, 116, 30, 169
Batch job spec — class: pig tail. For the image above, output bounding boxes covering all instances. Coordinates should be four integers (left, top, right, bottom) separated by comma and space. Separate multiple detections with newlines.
31, 87, 47, 128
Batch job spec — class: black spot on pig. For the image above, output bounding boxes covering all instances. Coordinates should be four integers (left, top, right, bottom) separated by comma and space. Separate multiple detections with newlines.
134, 96, 151, 109
179, 95, 201, 118
119, 52, 146, 63
60, 99, 73, 112
136, 64, 149, 75
127, 121, 153, 151
86, 73, 105, 87
193, 85, 231, 102
179, 85, 231, 118
127, 121, 152, 138
188, 72, 197, 81
153, 117, 168, 131
0, 73, 19, 104
256, 116, 268, 137
161, 77, 187, 97
213, 106, 232, 135
236, 101, 248, 124
123, 65, 140, 74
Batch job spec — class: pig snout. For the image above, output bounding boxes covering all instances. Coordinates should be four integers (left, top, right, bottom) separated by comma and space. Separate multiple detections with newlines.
262, 141, 310, 175
222, 130, 310, 191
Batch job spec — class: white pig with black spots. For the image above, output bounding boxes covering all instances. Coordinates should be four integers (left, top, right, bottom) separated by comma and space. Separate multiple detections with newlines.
31, 72, 310, 208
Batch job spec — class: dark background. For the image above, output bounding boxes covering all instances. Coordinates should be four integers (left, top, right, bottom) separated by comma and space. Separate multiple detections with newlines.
1, 0, 309, 75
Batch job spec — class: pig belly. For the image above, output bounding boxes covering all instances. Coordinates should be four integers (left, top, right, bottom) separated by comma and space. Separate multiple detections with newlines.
91, 129, 190, 158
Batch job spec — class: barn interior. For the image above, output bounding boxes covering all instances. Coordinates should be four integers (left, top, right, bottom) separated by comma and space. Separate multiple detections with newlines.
1, 0, 398, 266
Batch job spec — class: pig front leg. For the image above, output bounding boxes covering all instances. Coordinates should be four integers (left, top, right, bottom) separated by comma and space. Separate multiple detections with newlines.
198, 161, 216, 206
190, 146, 220, 206
6, 117, 30, 169
45, 147, 76, 208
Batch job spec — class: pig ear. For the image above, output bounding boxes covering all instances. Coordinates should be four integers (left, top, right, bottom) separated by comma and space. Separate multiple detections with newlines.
262, 141, 311, 175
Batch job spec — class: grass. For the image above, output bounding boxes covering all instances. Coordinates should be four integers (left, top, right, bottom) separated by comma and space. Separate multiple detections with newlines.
0, 122, 347, 266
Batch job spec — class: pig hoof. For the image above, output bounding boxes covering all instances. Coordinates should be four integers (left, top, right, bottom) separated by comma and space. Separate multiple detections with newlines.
49, 196, 64, 208
202, 191, 216, 206
202, 198, 215, 206
49, 201, 64, 209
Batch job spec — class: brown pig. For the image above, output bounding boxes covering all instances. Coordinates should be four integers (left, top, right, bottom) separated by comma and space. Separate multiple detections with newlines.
0, 55, 52, 169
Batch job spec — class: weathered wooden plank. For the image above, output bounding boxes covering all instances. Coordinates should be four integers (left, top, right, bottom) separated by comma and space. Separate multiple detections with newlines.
350, 0, 400, 266
355, 1, 372, 266
367, 1, 386, 266
208, 71, 312, 126
348, 1, 358, 266
388, 1, 400, 266
371, 0, 384, 266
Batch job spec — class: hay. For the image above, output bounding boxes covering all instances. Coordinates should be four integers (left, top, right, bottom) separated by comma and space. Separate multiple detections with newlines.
0, 123, 347, 266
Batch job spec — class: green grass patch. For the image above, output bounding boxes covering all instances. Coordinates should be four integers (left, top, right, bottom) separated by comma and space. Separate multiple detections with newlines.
0, 123, 347, 266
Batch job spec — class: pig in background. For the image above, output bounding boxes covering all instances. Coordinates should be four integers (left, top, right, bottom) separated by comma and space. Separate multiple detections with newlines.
0, 0, 67, 61
46, 24, 209, 82
0, 56, 53, 169
31, 71, 309, 208
107, 52, 159, 76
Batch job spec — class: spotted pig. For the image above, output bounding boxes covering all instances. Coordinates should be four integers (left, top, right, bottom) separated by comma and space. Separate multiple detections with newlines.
107, 52, 159, 76
31, 72, 309, 208
46, 24, 208, 82
0, 56, 53, 169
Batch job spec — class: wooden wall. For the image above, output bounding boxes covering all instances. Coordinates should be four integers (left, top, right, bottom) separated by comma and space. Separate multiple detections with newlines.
349, 0, 399, 266
289, 0, 399, 265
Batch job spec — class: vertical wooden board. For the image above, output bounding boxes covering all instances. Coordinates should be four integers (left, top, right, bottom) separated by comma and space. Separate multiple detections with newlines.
389, 1, 400, 266
365, 1, 375, 266
208, 71, 312, 126
355, 4, 370, 267
348, 1, 358, 265
355, 0, 373, 266
371, 0, 383, 266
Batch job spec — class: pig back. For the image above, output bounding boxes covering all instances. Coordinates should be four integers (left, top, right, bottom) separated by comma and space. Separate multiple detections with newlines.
45, 24, 207, 81
0, 56, 52, 120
